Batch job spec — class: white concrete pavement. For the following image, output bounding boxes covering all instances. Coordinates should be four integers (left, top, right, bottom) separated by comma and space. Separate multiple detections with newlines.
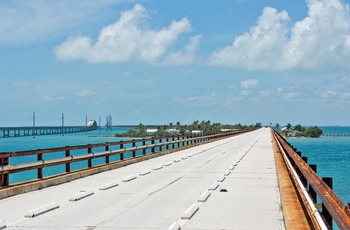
0, 127, 285, 230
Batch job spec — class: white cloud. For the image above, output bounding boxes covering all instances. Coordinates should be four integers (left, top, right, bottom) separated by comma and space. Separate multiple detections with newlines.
173, 93, 219, 106
260, 90, 272, 97
276, 87, 298, 100
42, 95, 65, 101
281, 92, 297, 100
55, 4, 199, 65
240, 90, 253, 96
341, 92, 350, 99
227, 84, 236, 90
322, 90, 338, 98
161, 35, 202, 65
241, 79, 259, 89
210, 0, 350, 71
77, 89, 96, 97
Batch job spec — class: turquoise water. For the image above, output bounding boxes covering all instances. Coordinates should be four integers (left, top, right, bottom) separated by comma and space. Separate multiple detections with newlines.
0, 127, 134, 152
0, 127, 139, 183
286, 126, 350, 208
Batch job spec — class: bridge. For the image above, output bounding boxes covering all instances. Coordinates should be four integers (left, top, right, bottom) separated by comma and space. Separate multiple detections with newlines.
0, 128, 349, 229
0, 120, 98, 138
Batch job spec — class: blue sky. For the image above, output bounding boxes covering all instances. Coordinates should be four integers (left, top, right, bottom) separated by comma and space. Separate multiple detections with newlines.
1, 0, 350, 127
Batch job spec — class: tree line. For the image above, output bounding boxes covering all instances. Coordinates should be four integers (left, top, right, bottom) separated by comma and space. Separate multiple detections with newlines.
115, 120, 263, 138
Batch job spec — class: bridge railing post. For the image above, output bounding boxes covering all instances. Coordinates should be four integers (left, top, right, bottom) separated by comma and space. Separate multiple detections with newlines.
309, 164, 317, 202
0, 155, 9, 187
159, 138, 162, 152
38, 152, 43, 179
151, 138, 155, 153
301, 156, 308, 187
87, 146, 92, 168
322, 177, 333, 230
132, 140, 136, 157
65, 149, 71, 173
105, 143, 110, 164
120, 141, 124, 161
142, 139, 146, 155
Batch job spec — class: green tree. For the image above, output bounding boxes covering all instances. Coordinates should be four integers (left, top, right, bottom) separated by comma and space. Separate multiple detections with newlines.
294, 124, 306, 132
138, 123, 147, 137
305, 126, 323, 138
176, 121, 181, 130
180, 127, 186, 135
275, 123, 280, 130
125, 129, 138, 137
286, 123, 292, 130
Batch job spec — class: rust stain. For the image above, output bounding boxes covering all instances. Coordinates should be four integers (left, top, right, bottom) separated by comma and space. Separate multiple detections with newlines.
271, 131, 314, 230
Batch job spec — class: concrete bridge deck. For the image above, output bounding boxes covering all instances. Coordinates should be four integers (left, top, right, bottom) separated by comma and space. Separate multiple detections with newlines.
0, 128, 286, 229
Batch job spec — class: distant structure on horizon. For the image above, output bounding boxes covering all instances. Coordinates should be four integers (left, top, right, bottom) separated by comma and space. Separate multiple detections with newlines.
106, 115, 112, 131
0, 119, 98, 138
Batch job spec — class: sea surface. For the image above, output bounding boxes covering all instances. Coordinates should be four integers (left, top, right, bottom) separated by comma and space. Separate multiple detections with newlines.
286, 126, 350, 207
0, 127, 137, 184
1, 126, 349, 227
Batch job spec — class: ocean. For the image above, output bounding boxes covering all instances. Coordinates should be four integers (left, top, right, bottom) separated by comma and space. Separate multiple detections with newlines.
286, 126, 350, 207
1, 126, 349, 227
0, 127, 138, 184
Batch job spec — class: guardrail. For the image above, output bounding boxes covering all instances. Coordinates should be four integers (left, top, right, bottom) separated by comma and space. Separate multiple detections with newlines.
272, 130, 350, 230
0, 130, 250, 188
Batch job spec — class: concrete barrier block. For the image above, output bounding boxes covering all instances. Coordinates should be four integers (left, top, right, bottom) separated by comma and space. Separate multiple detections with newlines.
139, 169, 151, 176
25, 202, 59, 218
0, 220, 6, 229
122, 175, 137, 182
153, 165, 163, 170
181, 203, 199, 220
198, 190, 211, 202
99, 182, 118, 190
217, 174, 225, 182
209, 181, 219, 190
69, 190, 94, 201
167, 222, 181, 230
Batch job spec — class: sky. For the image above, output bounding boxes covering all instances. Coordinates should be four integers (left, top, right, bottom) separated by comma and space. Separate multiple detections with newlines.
1, 0, 350, 127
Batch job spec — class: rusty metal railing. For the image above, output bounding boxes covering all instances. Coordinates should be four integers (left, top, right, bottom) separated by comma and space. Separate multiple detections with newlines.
272, 130, 350, 230
0, 130, 249, 188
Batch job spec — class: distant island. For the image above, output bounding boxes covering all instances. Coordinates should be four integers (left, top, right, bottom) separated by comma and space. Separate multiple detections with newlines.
275, 123, 323, 138
114, 121, 262, 138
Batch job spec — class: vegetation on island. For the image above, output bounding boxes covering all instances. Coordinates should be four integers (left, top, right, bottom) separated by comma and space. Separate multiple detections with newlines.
114, 120, 263, 138
275, 123, 323, 138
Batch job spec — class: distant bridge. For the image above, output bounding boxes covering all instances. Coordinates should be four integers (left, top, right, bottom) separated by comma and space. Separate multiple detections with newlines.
323, 133, 350, 137
0, 120, 98, 138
